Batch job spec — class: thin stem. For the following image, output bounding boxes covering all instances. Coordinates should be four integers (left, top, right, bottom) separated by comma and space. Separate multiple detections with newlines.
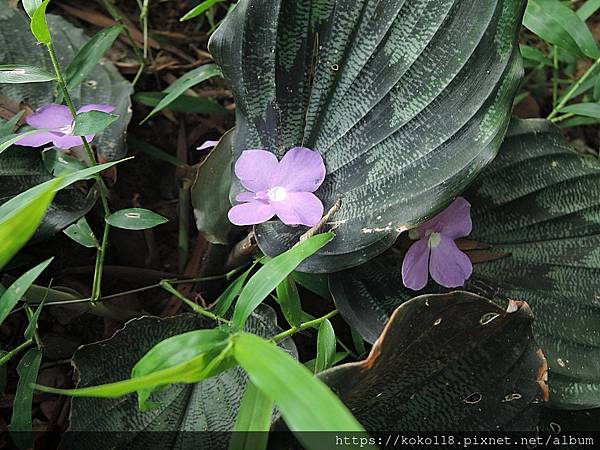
47, 42, 112, 302
551, 112, 575, 124
548, 54, 600, 120
178, 179, 191, 273
552, 46, 559, 107
159, 280, 231, 324
0, 339, 34, 366
271, 310, 339, 343
102, 0, 146, 88
91, 223, 111, 303
11, 266, 249, 311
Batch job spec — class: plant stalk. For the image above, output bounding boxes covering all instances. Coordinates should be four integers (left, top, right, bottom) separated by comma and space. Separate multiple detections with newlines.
271, 310, 339, 343
47, 43, 112, 302
548, 54, 600, 120
159, 280, 231, 324
0, 339, 34, 366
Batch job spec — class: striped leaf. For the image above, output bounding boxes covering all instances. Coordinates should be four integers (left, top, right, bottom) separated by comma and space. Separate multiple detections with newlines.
209, 0, 525, 272
62, 305, 296, 450
316, 292, 548, 432
330, 119, 600, 409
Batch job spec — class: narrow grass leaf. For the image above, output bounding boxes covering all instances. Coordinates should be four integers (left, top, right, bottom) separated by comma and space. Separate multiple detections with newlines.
577, 0, 600, 21
314, 319, 336, 373
141, 64, 221, 123
128, 136, 186, 168
0, 258, 53, 325
8, 348, 42, 449
22, 0, 43, 18
0, 65, 55, 83
232, 233, 334, 330
0, 112, 25, 138
24, 301, 44, 340
275, 276, 303, 328
0, 179, 57, 270
36, 342, 234, 403
560, 102, 600, 118
73, 110, 120, 136
350, 328, 366, 357
0, 130, 49, 155
229, 382, 273, 450
0, 159, 130, 220
30, 0, 51, 44
63, 25, 124, 93
212, 265, 254, 317
519, 45, 551, 66
180, 0, 226, 21
524, 0, 600, 59
134, 92, 226, 115
132, 329, 230, 410
106, 208, 168, 231
232, 333, 370, 446
63, 217, 99, 248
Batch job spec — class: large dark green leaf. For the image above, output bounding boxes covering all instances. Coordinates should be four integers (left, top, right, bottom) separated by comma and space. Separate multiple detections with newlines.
0, 0, 132, 161
331, 119, 600, 409
191, 130, 236, 245
61, 305, 296, 450
209, 0, 525, 272
318, 292, 548, 432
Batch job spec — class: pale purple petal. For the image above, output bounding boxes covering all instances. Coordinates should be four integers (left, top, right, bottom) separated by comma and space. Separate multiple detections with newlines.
51, 134, 87, 150
228, 201, 275, 225
26, 104, 72, 129
235, 150, 279, 192
77, 104, 115, 114
236, 192, 255, 202
197, 140, 220, 151
16, 131, 58, 147
402, 239, 430, 291
429, 235, 473, 288
270, 147, 326, 193
419, 197, 472, 239
270, 192, 324, 227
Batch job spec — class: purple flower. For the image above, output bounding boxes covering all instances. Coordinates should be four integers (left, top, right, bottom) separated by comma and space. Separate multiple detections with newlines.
16, 103, 115, 150
402, 197, 473, 291
228, 147, 326, 227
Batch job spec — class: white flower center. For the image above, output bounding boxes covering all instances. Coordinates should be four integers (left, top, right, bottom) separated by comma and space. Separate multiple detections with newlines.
58, 123, 75, 135
428, 232, 441, 248
267, 186, 288, 202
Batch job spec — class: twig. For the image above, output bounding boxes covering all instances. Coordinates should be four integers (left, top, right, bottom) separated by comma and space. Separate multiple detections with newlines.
159, 281, 231, 324
548, 54, 600, 120
299, 199, 342, 242
271, 310, 339, 343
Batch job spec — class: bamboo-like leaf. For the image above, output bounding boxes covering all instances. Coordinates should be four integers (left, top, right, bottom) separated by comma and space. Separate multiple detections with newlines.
30, 0, 51, 44
232, 332, 371, 448
209, 0, 525, 272
229, 382, 273, 450
63, 25, 124, 93
232, 233, 334, 330
314, 319, 335, 373
524, 0, 600, 59
8, 348, 42, 449
141, 64, 221, 123
0, 258, 52, 325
